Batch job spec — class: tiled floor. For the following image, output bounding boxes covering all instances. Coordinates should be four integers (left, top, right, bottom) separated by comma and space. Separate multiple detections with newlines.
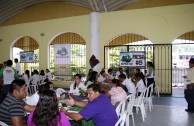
131, 94, 194, 126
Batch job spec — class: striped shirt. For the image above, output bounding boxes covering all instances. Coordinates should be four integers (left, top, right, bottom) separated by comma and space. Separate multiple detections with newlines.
0, 94, 26, 126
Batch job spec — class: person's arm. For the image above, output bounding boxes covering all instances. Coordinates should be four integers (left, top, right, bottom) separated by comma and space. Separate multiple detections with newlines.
12, 116, 27, 126
60, 107, 83, 121
24, 104, 36, 112
64, 96, 87, 107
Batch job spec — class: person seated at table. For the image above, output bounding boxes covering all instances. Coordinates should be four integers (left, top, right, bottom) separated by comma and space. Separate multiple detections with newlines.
115, 67, 127, 78
30, 70, 40, 85
97, 70, 111, 84
119, 73, 136, 94
62, 84, 118, 126
85, 71, 101, 86
134, 73, 146, 96
25, 83, 50, 106
106, 79, 127, 106
107, 68, 114, 81
69, 74, 87, 96
0, 79, 35, 126
27, 90, 70, 126
39, 70, 46, 84
136, 68, 146, 86
45, 68, 52, 81
86, 68, 93, 81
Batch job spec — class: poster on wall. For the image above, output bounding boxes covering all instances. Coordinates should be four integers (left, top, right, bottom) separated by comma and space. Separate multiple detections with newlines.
120, 51, 146, 67
20, 51, 34, 63
54, 44, 71, 75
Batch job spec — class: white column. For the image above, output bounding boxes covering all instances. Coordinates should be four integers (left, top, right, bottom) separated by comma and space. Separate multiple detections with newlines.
90, 12, 100, 72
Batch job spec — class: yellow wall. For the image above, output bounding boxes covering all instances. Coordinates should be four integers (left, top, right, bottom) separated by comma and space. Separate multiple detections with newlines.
99, 4, 194, 68
0, 3, 194, 71
0, 15, 89, 70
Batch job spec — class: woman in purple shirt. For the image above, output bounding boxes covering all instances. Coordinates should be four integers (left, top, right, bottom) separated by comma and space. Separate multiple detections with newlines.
27, 90, 70, 126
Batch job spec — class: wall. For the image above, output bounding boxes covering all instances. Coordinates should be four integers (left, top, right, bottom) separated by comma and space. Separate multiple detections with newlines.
0, 15, 89, 71
99, 3, 194, 69
0, 3, 194, 72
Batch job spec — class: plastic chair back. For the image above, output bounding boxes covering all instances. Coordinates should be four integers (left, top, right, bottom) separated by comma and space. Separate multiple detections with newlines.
0, 121, 9, 126
114, 112, 128, 126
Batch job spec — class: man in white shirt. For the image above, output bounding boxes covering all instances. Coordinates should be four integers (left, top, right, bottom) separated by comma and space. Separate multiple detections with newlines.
116, 67, 127, 78
14, 58, 21, 76
118, 74, 136, 94
0, 60, 18, 103
184, 58, 194, 113
107, 68, 114, 81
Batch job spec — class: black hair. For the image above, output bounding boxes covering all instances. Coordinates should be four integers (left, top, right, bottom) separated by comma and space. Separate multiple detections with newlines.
136, 68, 140, 72
119, 73, 126, 79
108, 68, 113, 73
111, 79, 121, 87
87, 84, 102, 93
147, 61, 154, 68
14, 58, 18, 62
25, 70, 30, 79
100, 70, 105, 75
6, 60, 13, 66
74, 74, 82, 89
135, 73, 142, 78
33, 90, 61, 126
33, 69, 39, 75
10, 79, 26, 93
38, 84, 50, 94
189, 58, 194, 64
40, 70, 45, 76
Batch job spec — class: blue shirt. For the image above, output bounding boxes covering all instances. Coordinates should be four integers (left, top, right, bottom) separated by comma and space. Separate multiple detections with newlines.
79, 94, 118, 126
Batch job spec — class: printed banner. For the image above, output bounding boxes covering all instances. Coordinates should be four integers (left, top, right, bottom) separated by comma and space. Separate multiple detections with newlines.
20, 51, 34, 63
120, 52, 146, 67
54, 44, 71, 64
54, 44, 71, 75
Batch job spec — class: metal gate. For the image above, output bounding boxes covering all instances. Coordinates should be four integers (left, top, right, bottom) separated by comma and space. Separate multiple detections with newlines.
104, 44, 172, 95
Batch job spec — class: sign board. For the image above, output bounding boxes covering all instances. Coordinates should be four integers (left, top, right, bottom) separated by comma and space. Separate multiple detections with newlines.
120, 51, 146, 67
20, 51, 34, 63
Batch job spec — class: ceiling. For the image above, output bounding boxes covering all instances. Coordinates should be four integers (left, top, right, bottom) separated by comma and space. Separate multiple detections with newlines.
0, 0, 137, 26
0, 0, 194, 26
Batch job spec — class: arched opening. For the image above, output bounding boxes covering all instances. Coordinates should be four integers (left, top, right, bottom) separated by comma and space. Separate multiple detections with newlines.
12, 36, 39, 74
172, 31, 194, 97
49, 32, 86, 79
104, 33, 153, 77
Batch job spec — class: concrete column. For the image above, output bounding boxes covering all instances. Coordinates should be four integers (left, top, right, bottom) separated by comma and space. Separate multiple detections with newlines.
90, 12, 100, 72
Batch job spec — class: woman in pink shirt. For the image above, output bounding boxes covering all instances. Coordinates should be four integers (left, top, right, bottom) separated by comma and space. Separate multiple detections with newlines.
106, 79, 127, 106
27, 90, 70, 126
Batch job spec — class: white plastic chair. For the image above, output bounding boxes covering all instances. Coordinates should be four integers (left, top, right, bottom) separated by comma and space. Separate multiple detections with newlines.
125, 94, 136, 126
115, 99, 126, 118
115, 111, 129, 126
56, 88, 66, 97
29, 84, 38, 95
133, 88, 147, 122
115, 94, 135, 126
0, 121, 9, 126
154, 76, 160, 97
144, 83, 154, 111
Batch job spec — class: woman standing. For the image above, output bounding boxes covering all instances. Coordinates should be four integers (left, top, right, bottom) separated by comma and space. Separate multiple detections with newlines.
27, 90, 70, 126
145, 61, 154, 87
